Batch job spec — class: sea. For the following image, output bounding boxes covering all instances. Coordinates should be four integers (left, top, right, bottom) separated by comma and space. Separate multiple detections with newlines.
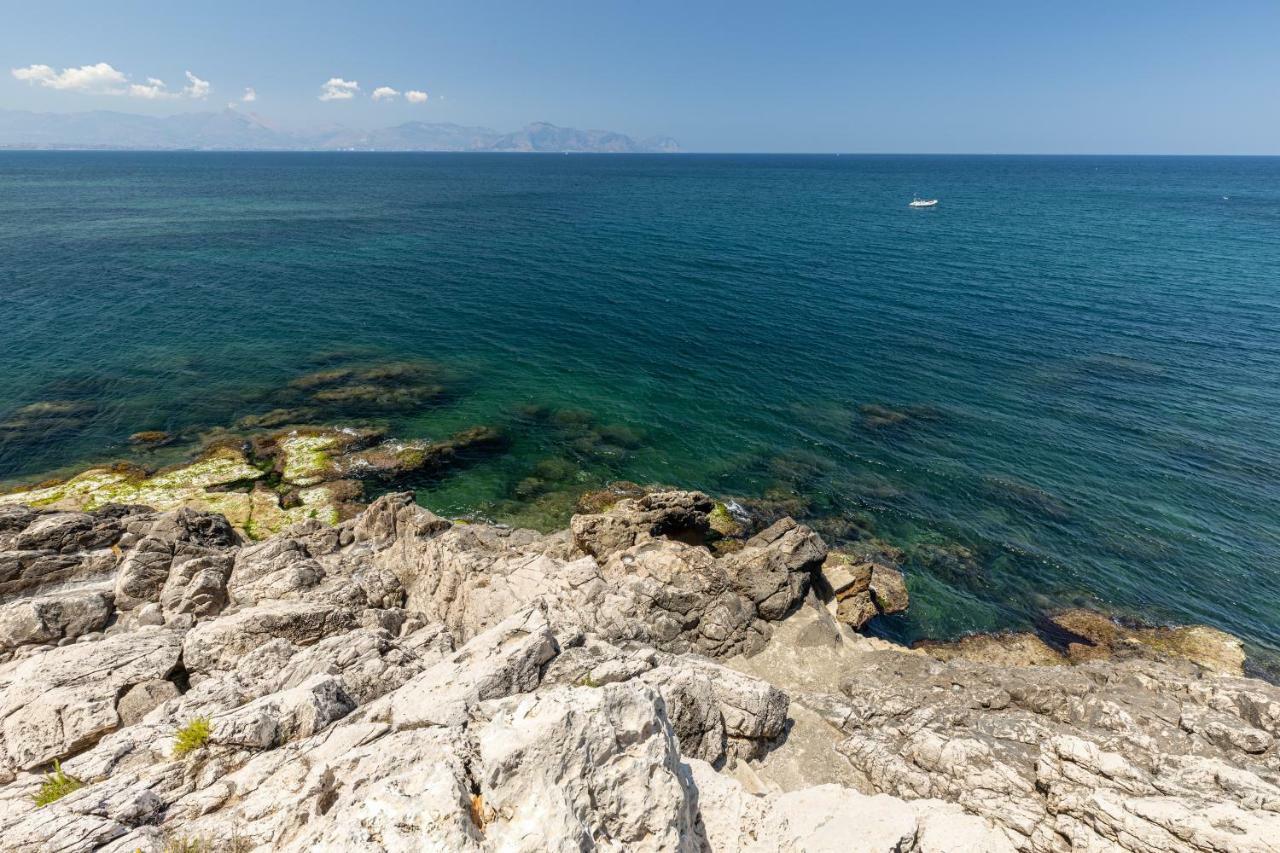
1, 151, 1277, 664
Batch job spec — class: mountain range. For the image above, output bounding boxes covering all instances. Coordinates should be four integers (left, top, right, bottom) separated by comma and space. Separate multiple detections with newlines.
0, 109, 680, 153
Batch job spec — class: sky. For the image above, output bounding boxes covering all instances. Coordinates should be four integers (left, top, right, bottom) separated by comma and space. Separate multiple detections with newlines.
3, 0, 1279, 153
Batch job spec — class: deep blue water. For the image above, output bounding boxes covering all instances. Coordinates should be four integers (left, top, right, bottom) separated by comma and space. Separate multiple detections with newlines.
1, 152, 1278, 660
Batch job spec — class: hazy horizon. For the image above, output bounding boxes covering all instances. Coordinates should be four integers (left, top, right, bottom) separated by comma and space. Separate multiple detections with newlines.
3, 1, 1280, 154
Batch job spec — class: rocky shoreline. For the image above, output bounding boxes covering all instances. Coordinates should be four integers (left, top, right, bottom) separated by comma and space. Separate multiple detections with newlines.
0, 476, 1277, 851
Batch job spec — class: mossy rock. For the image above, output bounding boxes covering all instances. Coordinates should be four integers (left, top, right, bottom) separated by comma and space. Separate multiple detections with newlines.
708, 502, 744, 538
0, 445, 346, 542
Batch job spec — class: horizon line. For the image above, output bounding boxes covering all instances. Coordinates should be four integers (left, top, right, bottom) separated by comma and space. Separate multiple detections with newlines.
1, 148, 1279, 157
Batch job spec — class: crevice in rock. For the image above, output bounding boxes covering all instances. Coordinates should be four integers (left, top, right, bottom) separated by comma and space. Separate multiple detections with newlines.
166, 659, 192, 694
314, 766, 340, 816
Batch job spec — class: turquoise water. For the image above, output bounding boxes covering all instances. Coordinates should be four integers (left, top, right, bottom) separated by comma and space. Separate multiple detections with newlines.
2, 152, 1279, 660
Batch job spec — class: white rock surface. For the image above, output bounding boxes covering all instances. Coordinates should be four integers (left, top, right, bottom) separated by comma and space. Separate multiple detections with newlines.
0, 493, 1276, 852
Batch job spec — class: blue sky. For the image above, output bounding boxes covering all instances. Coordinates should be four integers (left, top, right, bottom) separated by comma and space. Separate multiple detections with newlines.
3, 0, 1279, 153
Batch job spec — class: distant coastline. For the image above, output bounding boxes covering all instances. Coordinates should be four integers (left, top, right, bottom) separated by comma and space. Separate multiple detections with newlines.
0, 109, 679, 153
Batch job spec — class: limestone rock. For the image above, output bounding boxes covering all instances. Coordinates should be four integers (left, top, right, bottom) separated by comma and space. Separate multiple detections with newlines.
12, 511, 122, 554
181, 600, 357, 673
475, 683, 702, 852
869, 564, 909, 614
159, 553, 232, 618
116, 679, 180, 726
227, 537, 324, 605
0, 587, 112, 651
819, 549, 909, 630
819, 650, 1280, 853
0, 629, 182, 775
686, 758, 1015, 853
0, 490, 1274, 853
570, 489, 714, 558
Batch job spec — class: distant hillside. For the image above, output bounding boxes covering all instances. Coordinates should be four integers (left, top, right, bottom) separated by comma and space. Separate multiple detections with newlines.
0, 110, 680, 153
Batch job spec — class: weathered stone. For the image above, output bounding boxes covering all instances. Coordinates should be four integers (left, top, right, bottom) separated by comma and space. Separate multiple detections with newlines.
0, 588, 112, 651
116, 679, 180, 726
182, 600, 358, 673
159, 553, 232, 618
819, 551, 872, 598
570, 489, 714, 558
0, 629, 182, 774
0, 490, 1273, 853
869, 564, 909, 614
687, 759, 1015, 853
227, 537, 324, 605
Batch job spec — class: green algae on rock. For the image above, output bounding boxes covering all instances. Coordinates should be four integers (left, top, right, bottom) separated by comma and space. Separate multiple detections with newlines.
338, 426, 508, 480
0, 446, 346, 541
574, 481, 648, 515
0, 413, 511, 541
707, 502, 743, 537
266, 428, 377, 487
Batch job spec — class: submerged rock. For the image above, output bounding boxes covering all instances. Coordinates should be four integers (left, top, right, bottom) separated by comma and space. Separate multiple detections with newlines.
338, 426, 508, 480
127, 431, 173, 448
234, 407, 321, 430
284, 359, 449, 413
858, 402, 942, 432
1049, 607, 1247, 676
914, 609, 1248, 677
0, 400, 96, 437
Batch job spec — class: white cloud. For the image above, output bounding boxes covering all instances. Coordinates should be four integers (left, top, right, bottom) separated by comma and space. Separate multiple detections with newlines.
319, 77, 359, 101
242, 87, 256, 103
12, 62, 211, 100
11, 62, 128, 94
404, 90, 428, 104
371, 86, 399, 101
128, 77, 173, 99
182, 71, 210, 99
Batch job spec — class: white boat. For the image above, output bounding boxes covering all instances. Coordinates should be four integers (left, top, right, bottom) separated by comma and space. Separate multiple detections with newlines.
908, 198, 938, 208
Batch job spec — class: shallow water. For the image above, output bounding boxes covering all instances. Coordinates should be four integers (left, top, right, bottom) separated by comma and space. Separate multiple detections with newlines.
2, 151, 1278, 658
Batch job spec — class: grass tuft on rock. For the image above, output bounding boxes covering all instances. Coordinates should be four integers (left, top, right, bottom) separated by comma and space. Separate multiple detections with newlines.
33, 760, 83, 806
173, 716, 212, 757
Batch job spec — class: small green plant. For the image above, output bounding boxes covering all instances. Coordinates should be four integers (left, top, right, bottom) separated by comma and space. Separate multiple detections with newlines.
576, 674, 601, 688
33, 760, 84, 806
173, 716, 212, 757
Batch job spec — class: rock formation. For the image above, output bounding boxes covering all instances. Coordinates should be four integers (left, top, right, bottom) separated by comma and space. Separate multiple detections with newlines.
0, 490, 1275, 851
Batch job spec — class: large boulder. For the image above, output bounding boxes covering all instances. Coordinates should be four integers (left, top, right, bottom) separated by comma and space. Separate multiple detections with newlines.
0, 587, 112, 652
181, 600, 358, 674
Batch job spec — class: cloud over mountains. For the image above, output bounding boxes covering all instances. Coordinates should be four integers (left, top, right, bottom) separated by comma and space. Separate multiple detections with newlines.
12, 62, 211, 100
